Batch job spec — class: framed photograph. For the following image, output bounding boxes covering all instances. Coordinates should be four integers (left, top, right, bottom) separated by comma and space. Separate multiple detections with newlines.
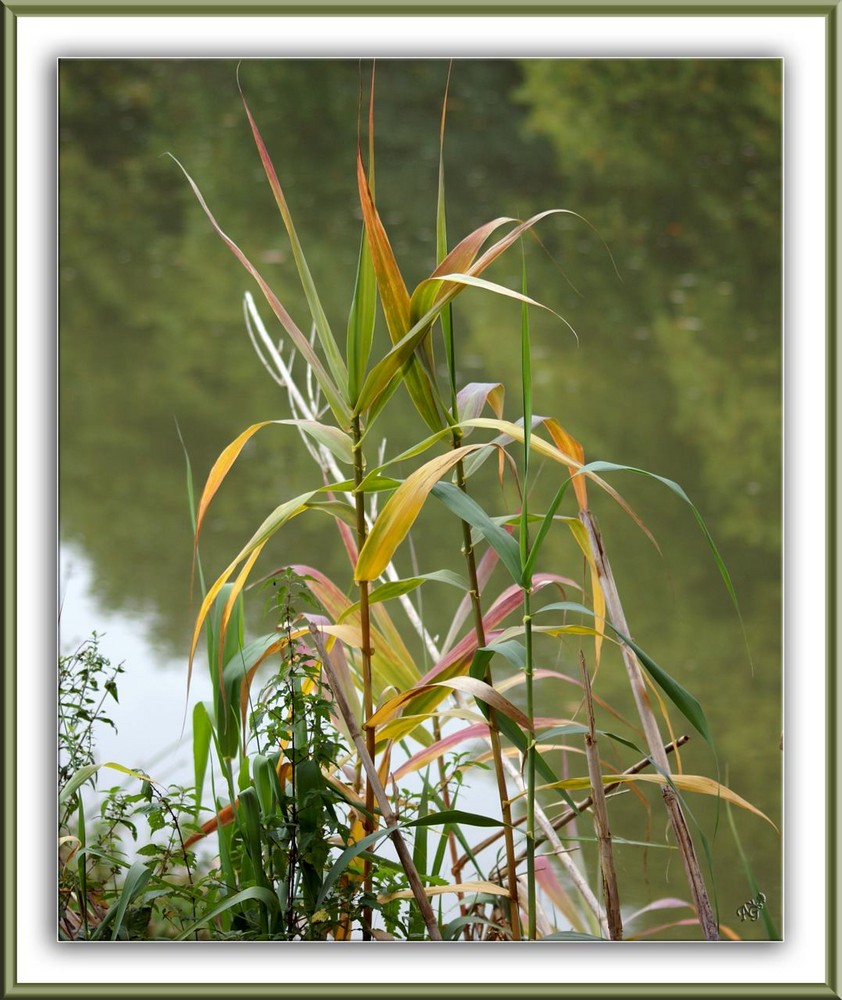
5, 2, 837, 997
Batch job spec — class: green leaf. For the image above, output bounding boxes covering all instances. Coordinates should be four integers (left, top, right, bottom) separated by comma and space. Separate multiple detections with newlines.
347, 224, 377, 402
431, 481, 523, 585
174, 886, 280, 941
59, 762, 151, 807
96, 861, 152, 941
575, 460, 745, 647
340, 569, 468, 621
536, 600, 713, 747
315, 825, 391, 911
405, 810, 504, 830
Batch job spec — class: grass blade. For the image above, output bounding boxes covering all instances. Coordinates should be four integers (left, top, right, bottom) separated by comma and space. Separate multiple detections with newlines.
239, 76, 348, 390
168, 153, 350, 426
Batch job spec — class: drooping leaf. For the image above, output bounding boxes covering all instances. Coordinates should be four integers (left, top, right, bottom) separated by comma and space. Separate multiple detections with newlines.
239, 78, 348, 390
536, 600, 713, 747
60, 762, 153, 807
537, 773, 777, 830
167, 154, 350, 426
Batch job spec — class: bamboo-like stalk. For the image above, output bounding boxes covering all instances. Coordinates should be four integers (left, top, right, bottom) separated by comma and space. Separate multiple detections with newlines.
351, 416, 376, 941
579, 508, 719, 940
501, 753, 606, 936
579, 650, 623, 940
453, 449, 522, 940
308, 623, 443, 941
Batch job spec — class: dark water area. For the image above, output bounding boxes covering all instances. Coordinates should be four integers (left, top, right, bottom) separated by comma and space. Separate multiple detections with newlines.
59, 58, 782, 939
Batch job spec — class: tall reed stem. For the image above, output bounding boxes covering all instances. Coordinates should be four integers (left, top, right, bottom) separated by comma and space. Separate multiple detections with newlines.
352, 415, 375, 940
452, 443, 522, 940
523, 586, 536, 939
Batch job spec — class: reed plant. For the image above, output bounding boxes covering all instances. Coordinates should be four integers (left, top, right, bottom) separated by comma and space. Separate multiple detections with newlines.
59, 64, 777, 942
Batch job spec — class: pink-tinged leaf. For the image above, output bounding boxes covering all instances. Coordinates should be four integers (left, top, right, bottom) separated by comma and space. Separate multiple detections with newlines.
393, 723, 491, 781
627, 918, 741, 942
434, 677, 531, 731
455, 382, 505, 425
441, 541, 502, 654
625, 898, 691, 926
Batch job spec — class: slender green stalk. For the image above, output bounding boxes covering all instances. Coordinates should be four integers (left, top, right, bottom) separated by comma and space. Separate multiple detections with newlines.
523, 587, 536, 939
519, 246, 537, 939
351, 415, 375, 940
450, 432, 522, 934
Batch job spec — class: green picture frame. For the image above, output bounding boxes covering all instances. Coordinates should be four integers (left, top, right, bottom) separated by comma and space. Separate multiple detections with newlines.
4, 2, 838, 997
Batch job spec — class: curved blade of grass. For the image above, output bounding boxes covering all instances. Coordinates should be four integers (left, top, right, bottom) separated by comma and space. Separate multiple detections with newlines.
195, 419, 354, 546
91, 861, 152, 941
355, 444, 483, 582
188, 492, 317, 687
535, 773, 777, 831
340, 569, 468, 622
238, 78, 347, 389
168, 153, 350, 426
410, 207, 596, 325
414, 272, 576, 342
574, 460, 745, 647
59, 762, 154, 807
175, 886, 280, 941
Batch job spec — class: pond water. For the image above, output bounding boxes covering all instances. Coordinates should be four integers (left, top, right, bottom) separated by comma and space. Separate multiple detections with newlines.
59, 58, 782, 939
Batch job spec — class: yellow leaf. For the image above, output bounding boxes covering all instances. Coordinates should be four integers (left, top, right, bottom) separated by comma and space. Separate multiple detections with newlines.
355, 444, 483, 582
538, 773, 778, 831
